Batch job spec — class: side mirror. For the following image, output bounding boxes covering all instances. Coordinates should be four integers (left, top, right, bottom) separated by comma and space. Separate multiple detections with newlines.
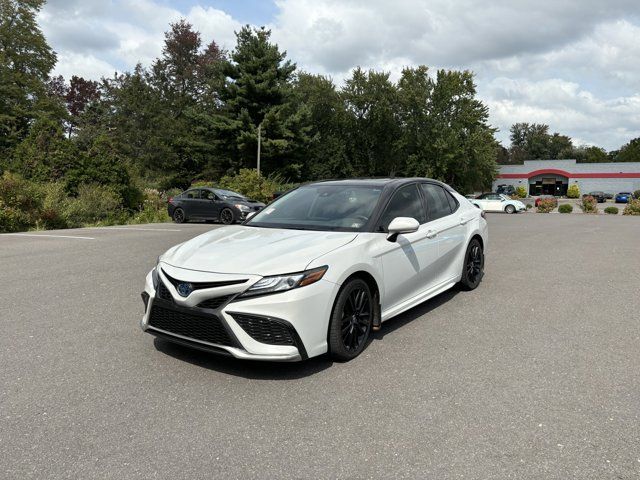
387, 217, 419, 242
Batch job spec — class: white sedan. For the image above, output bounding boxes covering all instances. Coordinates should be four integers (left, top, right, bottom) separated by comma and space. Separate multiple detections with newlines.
141, 178, 488, 362
471, 193, 526, 214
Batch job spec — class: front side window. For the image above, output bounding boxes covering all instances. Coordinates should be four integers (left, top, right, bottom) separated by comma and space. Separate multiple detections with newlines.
421, 184, 453, 221
204, 190, 216, 200
246, 185, 383, 231
377, 184, 426, 231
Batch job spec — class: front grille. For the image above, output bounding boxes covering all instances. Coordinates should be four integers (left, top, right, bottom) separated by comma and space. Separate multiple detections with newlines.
157, 281, 172, 301
232, 314, 295, 346
148, 304, 235, 347
197, 295, 233, 310
161, 270, 247, 291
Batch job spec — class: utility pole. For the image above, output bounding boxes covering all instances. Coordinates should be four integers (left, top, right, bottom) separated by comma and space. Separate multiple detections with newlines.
257, 123, 261, 176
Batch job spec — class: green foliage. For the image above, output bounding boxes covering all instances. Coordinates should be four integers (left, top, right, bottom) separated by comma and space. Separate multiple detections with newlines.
615, 138, 640, 162
604, 206, 618, 215
526, 203, 533, 210
567, 184, 580, 198
129, 189, 171, 224
623, 199, 640, 216
558, 203, 573, 214
515, 186, 527, 198
634, 190, 640, 200
218, 169, 284, 203
581, 196, 598, 214
0, 0, 58, 153
536, 198, 556, 213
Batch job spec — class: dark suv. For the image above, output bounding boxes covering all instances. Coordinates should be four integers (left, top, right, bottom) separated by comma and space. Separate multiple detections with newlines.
168, 188, 265, 224
584, 191, 606, 203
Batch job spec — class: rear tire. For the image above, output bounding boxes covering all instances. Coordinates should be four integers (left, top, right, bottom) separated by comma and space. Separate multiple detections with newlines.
505, 204, 516, 214
220, 208, 235, 225
172, 208, 186, 224
459, 238, 484, 291
328, 279, 373, 362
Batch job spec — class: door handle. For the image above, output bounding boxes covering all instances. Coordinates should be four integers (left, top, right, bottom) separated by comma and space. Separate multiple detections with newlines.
426, 230, 437, 239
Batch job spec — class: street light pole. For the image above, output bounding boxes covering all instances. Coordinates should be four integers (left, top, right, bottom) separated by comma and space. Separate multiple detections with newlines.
257, 123, 261, 176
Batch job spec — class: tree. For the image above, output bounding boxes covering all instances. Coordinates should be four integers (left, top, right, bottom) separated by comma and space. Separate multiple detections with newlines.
65, 75, 100, 136
206, 26, 309, 177
509, 123, 551, 161
0, 0, 57, 153
401, 68, 497, 191
573, 145, 608, 163
615, 138, 640, 162
342, 67, 400, 176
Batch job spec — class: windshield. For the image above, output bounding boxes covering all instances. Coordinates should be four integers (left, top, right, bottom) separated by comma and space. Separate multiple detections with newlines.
246, 185, 383, 231
215, 189, 246, 200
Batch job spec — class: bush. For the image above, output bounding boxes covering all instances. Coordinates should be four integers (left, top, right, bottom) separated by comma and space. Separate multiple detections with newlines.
604, 206, 619, 215
537, 198, 556, 213
567, 184, 580, 198
0, 172, 42, 232
623, 199, 640, 216
63, 184, 122, 226
128, 189, 171, 224
218, 169, 284, 203
515, 185, 527, 198
526, 203, 533, 210
558, 204, 573, 214
581, 195, 598, 214
634, 190, 640, 200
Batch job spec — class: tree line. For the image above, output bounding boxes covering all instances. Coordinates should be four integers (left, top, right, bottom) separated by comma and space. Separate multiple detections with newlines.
498, 123, 640, 165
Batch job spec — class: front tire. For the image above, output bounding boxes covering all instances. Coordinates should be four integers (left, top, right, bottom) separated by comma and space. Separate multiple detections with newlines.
172, 208, 186, 224
219, 208, 235, 225
505, 204, 516, 214
459, 238, 484, 291
328, 279, 373, 361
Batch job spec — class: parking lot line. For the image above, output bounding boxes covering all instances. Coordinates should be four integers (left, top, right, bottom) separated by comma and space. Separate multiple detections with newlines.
3, 233, 95, 240
84, 226, 182, 232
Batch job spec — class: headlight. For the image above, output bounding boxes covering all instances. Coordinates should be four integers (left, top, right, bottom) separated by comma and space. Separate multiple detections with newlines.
238, 266, 328, 298
234, 204, 251, 212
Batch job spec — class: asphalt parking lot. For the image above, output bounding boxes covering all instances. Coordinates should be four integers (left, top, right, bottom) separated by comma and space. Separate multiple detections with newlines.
2, 215, 639, 479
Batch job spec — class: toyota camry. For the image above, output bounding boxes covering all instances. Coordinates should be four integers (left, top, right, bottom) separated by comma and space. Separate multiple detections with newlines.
141, 178, 488, 362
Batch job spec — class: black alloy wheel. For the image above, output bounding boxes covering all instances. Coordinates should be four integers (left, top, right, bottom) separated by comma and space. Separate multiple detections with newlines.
173, 208, 185, 224
460, 238, 484, 291
220, 208, 235, 225
328, 279, 373, 361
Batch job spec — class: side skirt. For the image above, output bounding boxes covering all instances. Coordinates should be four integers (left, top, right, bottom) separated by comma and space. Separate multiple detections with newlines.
380, 278, 458, 322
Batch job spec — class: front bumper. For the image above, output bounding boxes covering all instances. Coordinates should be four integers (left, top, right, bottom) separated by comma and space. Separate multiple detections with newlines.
141, 265, 337, 361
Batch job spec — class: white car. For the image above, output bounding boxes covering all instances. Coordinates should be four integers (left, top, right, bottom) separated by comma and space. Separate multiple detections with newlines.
471, 193, 526, 214
141, 179, 488, 362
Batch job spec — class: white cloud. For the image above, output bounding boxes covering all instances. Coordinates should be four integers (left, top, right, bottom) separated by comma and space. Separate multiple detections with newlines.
39, 0, 640, 150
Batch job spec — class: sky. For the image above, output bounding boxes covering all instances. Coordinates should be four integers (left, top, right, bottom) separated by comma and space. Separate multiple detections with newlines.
39, 0, 640, 150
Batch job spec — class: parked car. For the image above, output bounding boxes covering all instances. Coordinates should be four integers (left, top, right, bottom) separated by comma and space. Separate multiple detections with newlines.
141, 178, 488, 361
584, 191, 606, 203
534, 195, 558, 207
615, 192, 634, 203
168, 187, 265, 224
496, 184, 516, 196
604, 192, 614, 200
471, 193, 526, 214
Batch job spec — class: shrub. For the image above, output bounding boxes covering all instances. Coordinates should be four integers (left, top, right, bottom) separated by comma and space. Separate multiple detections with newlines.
537, 198, 556, 213
558, 204, 573, 214
580, 195, 598, 214
604, 206, 619, 215
0, 172, 42, 232
63, 184, 122, 226
129, 188, 171, 224
526, 203, 533, 210
515, 185, 527, 198
567, 184, 580, 198
623, 199, 640, 216
634, 190, 640, 200
218, 169, 283, 204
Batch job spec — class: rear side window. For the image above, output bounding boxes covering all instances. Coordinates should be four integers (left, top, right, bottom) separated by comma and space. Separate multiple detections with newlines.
184, 190, 199, 199
445, 190, 459, 213
378, 184, 427, 231
421, 184, 452, 221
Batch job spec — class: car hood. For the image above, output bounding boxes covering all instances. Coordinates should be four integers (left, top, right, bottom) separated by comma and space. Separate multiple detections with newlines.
161, 226, 358, 276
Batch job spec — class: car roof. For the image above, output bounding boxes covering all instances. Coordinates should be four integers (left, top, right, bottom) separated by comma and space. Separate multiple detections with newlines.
304, 177, 455, 191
